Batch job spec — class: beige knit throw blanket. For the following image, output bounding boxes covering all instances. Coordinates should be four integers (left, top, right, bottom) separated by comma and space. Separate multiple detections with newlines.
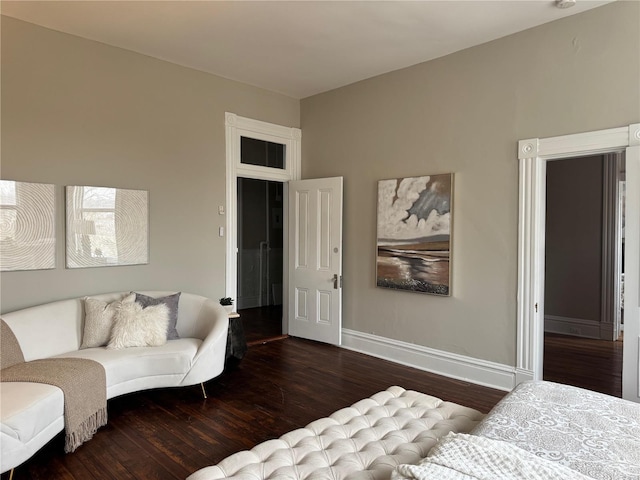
1, 320, 108, 453
0, 319, 24, 370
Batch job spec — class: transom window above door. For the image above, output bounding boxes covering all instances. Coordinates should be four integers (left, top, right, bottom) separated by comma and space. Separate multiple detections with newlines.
241, 137, 286, 170
224, 112, 301, 320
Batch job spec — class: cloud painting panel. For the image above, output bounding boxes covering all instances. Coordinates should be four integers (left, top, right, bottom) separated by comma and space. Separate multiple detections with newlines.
376, 174, 453, 296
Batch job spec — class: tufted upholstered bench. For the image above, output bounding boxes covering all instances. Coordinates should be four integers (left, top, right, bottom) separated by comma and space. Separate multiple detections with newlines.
187, 386, 485, 480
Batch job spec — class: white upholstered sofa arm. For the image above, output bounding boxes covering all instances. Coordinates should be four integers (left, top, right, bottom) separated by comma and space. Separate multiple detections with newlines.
180, 300, 229, 386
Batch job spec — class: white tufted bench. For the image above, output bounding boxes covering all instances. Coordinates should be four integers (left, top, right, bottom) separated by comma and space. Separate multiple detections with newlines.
187, 386, 485, 480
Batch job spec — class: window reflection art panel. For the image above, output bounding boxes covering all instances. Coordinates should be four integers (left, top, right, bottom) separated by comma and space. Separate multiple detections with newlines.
66, 186, 149, 268
0, 180, 56, 271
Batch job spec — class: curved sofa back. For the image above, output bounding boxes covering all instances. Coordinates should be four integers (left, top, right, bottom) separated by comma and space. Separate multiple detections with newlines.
2, 291, 221, 362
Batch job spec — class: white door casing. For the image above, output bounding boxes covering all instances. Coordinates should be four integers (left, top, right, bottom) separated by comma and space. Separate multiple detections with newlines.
517, 124, 640, 402
624, 137, 640, 401
288, 177, 343, 345
601, 153, 625, 341
225, 113, 301, 331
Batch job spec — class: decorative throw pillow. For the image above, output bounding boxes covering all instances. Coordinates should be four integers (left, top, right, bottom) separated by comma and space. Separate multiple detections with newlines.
134, 292, 181, 340
81, 293, 136, 349
107, 302, 169, 349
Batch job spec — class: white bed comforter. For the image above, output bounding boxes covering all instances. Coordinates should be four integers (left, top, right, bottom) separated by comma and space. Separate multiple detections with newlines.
392, 433, 592, 480
472, 381, 640, 479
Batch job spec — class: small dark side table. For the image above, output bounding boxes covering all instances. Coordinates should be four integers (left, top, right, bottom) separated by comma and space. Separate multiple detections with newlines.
225, 312, 247, 365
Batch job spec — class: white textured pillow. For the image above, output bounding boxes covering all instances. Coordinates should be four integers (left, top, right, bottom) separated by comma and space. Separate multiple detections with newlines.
81, 293, 136, 349
107, 301, 170, 349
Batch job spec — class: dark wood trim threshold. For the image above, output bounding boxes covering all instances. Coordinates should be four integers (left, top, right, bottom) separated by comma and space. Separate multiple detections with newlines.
246, 334, 289, 346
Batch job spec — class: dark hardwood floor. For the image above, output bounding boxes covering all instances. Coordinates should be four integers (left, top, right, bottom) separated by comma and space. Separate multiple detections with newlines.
4, 337, 506, 480
543, 332, 623, 397
239, 305, 284, 345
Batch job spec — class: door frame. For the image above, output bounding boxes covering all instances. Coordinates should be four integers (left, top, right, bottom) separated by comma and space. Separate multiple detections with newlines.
601, 153, 625, 341
516, 123, 640, 401
224, 112, 301, 331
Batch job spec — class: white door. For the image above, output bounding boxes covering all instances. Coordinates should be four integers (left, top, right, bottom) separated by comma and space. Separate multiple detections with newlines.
288, 177, 343, 345
623, 143, 639, 402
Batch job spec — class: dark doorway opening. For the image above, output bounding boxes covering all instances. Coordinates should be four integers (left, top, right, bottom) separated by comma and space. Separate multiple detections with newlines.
237, 177, 285, 345
542, 154, 625, 397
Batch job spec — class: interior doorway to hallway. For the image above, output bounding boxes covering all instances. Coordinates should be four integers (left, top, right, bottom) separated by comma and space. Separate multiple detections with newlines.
542, 153, 625, 397
516, 124, 639, 403
224, 113, 302, 347
237, 177, 286, 344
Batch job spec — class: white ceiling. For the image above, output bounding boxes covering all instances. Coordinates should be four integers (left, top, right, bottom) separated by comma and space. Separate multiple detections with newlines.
1, 0, 613, 99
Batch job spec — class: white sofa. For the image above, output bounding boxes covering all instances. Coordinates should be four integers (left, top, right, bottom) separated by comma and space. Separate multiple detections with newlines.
0, 291, 229, 475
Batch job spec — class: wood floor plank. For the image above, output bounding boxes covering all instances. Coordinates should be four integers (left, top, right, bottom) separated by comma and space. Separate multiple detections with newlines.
239, 306, 283, 343
543, 332, 622, 397
3, 338, 506, 480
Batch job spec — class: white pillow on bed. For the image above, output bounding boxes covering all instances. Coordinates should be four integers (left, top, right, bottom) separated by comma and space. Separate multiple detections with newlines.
107, 301, 169, 349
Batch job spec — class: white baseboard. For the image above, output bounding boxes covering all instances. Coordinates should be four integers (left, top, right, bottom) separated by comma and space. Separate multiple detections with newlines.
238, 295, 260, 309
544, 315, 602, 339
341, 329, 519, 392
515, 368, 535, 385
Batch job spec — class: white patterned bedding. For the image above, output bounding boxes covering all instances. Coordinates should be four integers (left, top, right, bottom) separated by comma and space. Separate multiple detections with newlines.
471, 381, 640, 480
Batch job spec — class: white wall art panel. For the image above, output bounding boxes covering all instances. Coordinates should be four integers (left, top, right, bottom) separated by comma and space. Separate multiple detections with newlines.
0, 180, 55, 271
66, 186, 148, 268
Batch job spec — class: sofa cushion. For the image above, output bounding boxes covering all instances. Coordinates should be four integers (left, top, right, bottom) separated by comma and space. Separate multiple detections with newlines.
134, 292, 181, 340
81, 293, 135, 349
0, 382, 63, 444
56, 338, 200, 390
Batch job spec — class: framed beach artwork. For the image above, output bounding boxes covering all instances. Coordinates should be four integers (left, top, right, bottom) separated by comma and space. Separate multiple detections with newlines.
376, 173, 453, 296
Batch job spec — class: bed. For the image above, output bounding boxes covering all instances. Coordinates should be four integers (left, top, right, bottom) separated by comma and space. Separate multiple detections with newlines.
471, 380, 640, 479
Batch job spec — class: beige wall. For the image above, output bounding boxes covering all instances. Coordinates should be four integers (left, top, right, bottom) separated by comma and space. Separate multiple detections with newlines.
545, 156, 603, 328
1, 16, 299, 313
2, 4, 639, 368
300, 2, 640, 366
